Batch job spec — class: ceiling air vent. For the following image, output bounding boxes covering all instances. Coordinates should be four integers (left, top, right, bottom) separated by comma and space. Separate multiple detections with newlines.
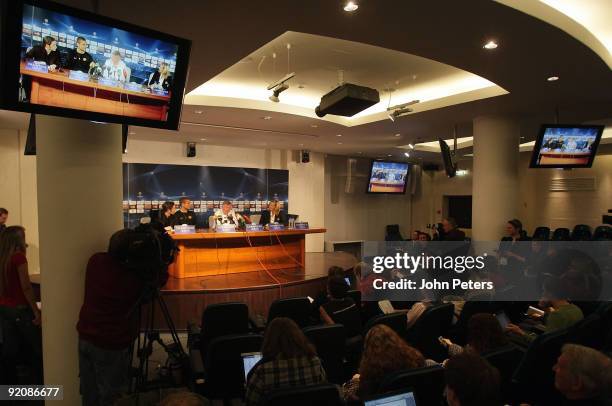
549, 177, 595, 192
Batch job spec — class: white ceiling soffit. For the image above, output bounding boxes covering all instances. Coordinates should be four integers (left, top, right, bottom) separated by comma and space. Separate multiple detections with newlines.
185, 31, 508, 127
496, 0, 612, 69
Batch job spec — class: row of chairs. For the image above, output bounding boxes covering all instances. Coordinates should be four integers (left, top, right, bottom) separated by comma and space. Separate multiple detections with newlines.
533, 224, 611, 241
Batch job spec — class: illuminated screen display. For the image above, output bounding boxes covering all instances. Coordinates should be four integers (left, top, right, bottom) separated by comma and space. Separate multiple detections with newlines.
367, 161, 410, 194
530, 125, 603, 168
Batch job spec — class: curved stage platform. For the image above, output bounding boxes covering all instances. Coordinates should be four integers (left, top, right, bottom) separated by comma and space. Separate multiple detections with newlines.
154, 251, 358, 330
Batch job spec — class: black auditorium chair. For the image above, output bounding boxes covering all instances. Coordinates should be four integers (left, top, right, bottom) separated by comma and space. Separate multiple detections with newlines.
551, 227, 571, 241
262, 383, 343, 406
200, 302, 250, 356
347, 289, 361, 306
363, 312, 407, 339
449, 297, 495, 345
532, 226, 550, 240
303, 324, 346, 384
379, 365, 446, 406
267, 297, 312, 328
200, 333, 263, 401
482, 345, 525, 404
512, 328, 570, 406
571, 224, 592, 241
405, 303, 454, 361
385, 224, 404, 241
593, 225, 612, 240
567, 313, 603, 350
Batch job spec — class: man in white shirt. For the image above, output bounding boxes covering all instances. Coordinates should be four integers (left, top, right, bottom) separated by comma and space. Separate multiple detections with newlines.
102, 50, 128, 82
214, 201, 243, 227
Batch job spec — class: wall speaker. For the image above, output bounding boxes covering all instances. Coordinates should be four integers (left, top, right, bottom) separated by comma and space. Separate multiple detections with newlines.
345, 158, 357, 193
186, 142, 196, 157
300, 150, 310, 163
422, 163, 440, 172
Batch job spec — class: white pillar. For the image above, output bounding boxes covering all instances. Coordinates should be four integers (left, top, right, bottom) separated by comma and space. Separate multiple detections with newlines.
472, 116, 520, 241
36, 116, 123, 404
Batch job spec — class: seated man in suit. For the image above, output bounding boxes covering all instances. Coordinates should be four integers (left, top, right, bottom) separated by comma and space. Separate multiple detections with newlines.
259, 200, 288, 226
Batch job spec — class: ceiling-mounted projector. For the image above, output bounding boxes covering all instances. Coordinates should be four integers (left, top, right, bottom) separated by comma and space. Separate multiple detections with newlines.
315, 83, 380, 117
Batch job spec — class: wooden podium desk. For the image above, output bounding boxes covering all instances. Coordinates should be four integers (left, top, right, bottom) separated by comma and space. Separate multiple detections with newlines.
169, 228, 326, 278
21, 62, 170, 120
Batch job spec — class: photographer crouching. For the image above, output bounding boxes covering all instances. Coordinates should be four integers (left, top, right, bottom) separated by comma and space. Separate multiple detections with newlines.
76, 224, 176, 406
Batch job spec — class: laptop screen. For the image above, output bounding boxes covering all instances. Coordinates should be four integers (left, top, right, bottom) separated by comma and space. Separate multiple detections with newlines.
242, 352, 262, 380
364, 390, 417, 406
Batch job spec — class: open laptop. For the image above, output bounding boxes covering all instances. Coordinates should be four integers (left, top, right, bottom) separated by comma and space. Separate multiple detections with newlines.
364, 389, 418, 406
242, 352, 262, 380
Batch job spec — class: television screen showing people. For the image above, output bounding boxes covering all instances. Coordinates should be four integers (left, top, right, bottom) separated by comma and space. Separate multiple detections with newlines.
531, 125, 603, 168
367, 161, 410, 193
18, 3, 179, 123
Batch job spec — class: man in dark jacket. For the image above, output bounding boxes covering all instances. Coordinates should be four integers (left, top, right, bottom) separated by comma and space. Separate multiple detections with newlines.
442, 217, 465, 241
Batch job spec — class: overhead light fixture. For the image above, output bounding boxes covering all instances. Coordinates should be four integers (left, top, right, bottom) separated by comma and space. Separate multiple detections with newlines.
483, 40, 498, 50
404, 152, 410, 157
336, 134, 342, 137
337, 142, 343, 145
128, 131, 136, 135
310, 124, 318, 128
387, 100, 420, 122
200, 138, 207, 141
269, 83, 289, 102
547, 76, 560, 82
194, 110, 203, 114
344, 1, 358, 12
387, 154, 392, 157
394, 133, 401, 137
408, 143, 415, 149
262, 116, 272, 120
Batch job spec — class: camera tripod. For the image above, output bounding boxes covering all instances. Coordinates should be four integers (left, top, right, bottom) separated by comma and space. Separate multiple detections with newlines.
130, 290, 189, 393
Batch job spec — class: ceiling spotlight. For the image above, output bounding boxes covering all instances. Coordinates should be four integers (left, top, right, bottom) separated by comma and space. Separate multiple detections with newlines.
547, 76, 559, 82
394, 133, 401, 137
344, 1, 358, 12
311, 124, 318, 128
387, 154, 392, 157
387, 100, 420, 121
269, 83, 289, 102
262, 116, 272, 120
194, 110, 203, 114
336, 134, 342, 137
404, 152, 410, 157
200, 138, 207, 141
337, 142, 343, 145
408, 143, 415, 149
483, 40, 498, 50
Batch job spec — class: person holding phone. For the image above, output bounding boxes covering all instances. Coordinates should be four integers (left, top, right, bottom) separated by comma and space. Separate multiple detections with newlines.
0, 226, 42, 384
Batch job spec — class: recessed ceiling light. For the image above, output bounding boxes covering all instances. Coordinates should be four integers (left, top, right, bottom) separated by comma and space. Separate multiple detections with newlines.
394, 133, 401, 137
404, 152, 410, 157
200, 138, 207, 141
194, 110, 203, 114
483, 40, 498, 50
344, 1, 358, 12
408, 143, 415, 149
336, 134, 342, 137
337, 142, 343, 145
262, 116, 272, 120
547, 76, 559, 82
387, 154, 392, 157
310, 124, 318, 128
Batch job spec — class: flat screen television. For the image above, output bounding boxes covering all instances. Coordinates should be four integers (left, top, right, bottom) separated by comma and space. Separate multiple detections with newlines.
529, 125, 604, 168
439, 138, 456, 177
0, 0, 191, 130
366, 160, 410, 194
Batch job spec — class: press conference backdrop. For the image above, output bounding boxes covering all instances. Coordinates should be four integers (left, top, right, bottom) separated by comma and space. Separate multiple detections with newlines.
122, 163, 289, 228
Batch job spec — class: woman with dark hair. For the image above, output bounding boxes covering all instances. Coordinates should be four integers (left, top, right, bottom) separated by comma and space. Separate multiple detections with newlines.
343, 324, 425, 400
245, 317, 327, 406
438, 313, 509, 360
320, 276, 361, 339
158, 201, 176, 228
0, 226, 42, 383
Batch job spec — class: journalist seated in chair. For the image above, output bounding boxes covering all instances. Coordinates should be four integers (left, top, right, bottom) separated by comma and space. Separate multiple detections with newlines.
505, 277, 583, 344
319, 276, 362, 339
245, 317, 327, 406
440, 217, 465, 241
342, 324, 425, 401
551, 344, 612, 406
259, 200, 287, 226
444, 352, 502, 406
435, 313, 509, 366
498, 219, 530, 275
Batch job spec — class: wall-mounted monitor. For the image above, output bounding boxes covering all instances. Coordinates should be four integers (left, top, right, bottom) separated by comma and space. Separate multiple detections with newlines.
529, 125, 604, 168
439, 138, 456, 177
0, 0, 191, 130
366, 160, 410, 194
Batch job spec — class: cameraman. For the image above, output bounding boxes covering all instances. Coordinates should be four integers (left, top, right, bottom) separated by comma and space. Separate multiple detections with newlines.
76, 229, 145, 406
